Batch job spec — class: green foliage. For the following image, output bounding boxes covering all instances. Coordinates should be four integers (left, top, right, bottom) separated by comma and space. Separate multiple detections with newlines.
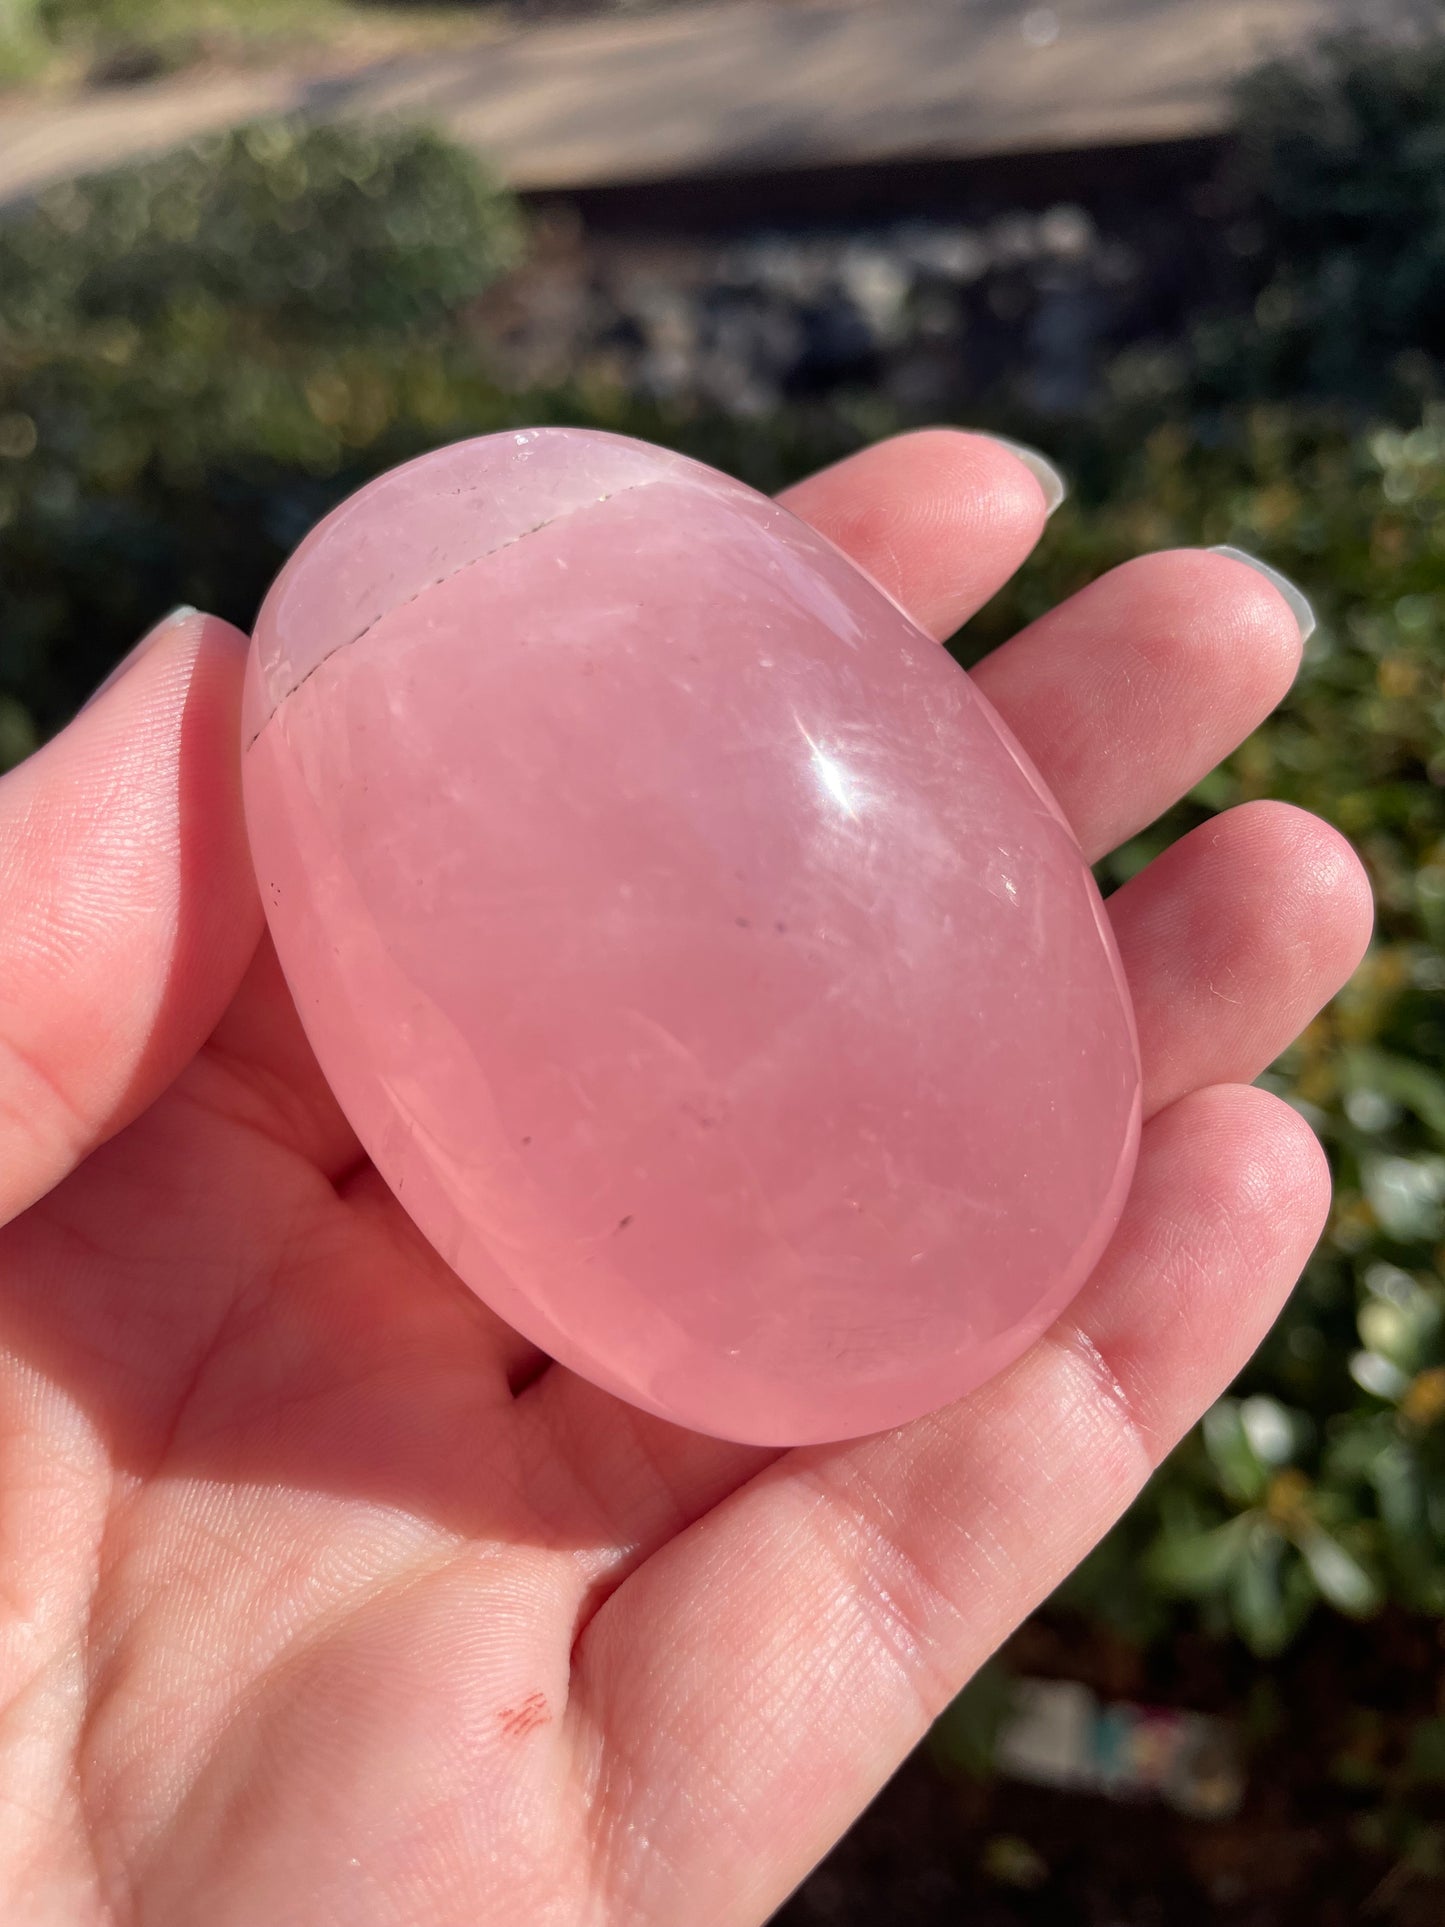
0, 0, 453, 84
1009, 413, 1445, 1654
33, 0, 322, 44
0, 0, 48, 79
0, 119, 522, 342
1184, 27, 1445, 408
0, 118, 525, 728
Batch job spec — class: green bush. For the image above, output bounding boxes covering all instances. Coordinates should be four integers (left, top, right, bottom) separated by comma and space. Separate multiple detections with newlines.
967, 413, 1445, 1655
0, 0, 47, 79
1177, 28, 1445, 409
2, 0, 399, 84
0, 118, 522, 342
0, 118, 524, 739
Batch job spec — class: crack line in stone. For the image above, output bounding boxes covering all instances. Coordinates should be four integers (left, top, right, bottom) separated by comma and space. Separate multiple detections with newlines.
245, 476, 666, 748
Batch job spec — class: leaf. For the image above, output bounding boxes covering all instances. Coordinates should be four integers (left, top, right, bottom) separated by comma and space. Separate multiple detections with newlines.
1296, 1526, 1385, 1618
1366, 1439, 1430, 1546
1203, 1400, 1270, 1505
1342, 1047, 1445, 1145
1148, 1514, 1250, 1596
1372, 1449, 1423, 1532
1357, 1298, 1425, 1373
1230, 1525, 1303, 1656
1361, 1153, 1445, 1242
1349, 1349, 1410, 1401
1239, 1394, 1303, 1465
1324, 1410, 1399, 1481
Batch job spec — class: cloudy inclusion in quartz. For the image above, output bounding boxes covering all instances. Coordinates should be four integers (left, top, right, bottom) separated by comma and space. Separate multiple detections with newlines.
241, 428, 1141, 1445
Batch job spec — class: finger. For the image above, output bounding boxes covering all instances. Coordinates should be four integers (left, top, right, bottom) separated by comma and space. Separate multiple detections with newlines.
971, 547, 1309, 861
516, 1380, 776, 1613
0, 610, 263, 1225
567, 1084, 1328, 1925
1113, 799, 1373, 1120
778, 428, 1057, 638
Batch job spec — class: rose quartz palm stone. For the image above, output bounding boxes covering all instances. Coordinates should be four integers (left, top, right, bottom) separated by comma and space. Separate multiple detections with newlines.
241, 428, 1140, 1445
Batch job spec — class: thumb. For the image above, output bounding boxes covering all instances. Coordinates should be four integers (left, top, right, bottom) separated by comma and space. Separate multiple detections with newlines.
0, 608, 263, 1225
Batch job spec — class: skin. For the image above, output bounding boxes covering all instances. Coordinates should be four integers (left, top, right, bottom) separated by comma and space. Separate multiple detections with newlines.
0, 432, 1372, 1926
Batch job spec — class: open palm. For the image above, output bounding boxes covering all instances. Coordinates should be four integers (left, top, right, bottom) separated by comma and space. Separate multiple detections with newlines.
0, 433, 1370, 1926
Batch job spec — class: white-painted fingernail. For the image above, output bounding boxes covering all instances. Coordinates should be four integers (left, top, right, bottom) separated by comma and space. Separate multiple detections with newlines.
81, 606, 199, 713
984, 436, 1068, 516
1208, 547, 1316, 641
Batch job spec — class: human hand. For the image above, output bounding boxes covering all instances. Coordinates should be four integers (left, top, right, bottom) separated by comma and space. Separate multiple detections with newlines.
0, 433, 1370, 1925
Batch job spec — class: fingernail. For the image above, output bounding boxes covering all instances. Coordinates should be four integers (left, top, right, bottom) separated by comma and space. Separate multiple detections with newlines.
1208, 547, 1316, 641
81, 606, 198, 713
984, 436, 1068, 516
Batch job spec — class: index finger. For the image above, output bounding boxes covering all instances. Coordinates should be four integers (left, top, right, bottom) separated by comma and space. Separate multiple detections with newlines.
0, 611, 261, 1224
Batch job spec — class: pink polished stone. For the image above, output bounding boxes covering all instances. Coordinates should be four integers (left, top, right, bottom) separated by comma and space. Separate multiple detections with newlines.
241, 428, 1140, 1445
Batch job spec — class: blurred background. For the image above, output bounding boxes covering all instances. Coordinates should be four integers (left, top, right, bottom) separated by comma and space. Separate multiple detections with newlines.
2, 0, 1445, 1919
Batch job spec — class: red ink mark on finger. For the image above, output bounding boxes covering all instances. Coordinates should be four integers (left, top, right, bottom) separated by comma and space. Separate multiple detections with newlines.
499, 1691, 550, 1738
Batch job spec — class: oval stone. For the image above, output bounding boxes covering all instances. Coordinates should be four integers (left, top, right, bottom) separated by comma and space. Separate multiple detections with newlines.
241, 428, 1140, 1445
